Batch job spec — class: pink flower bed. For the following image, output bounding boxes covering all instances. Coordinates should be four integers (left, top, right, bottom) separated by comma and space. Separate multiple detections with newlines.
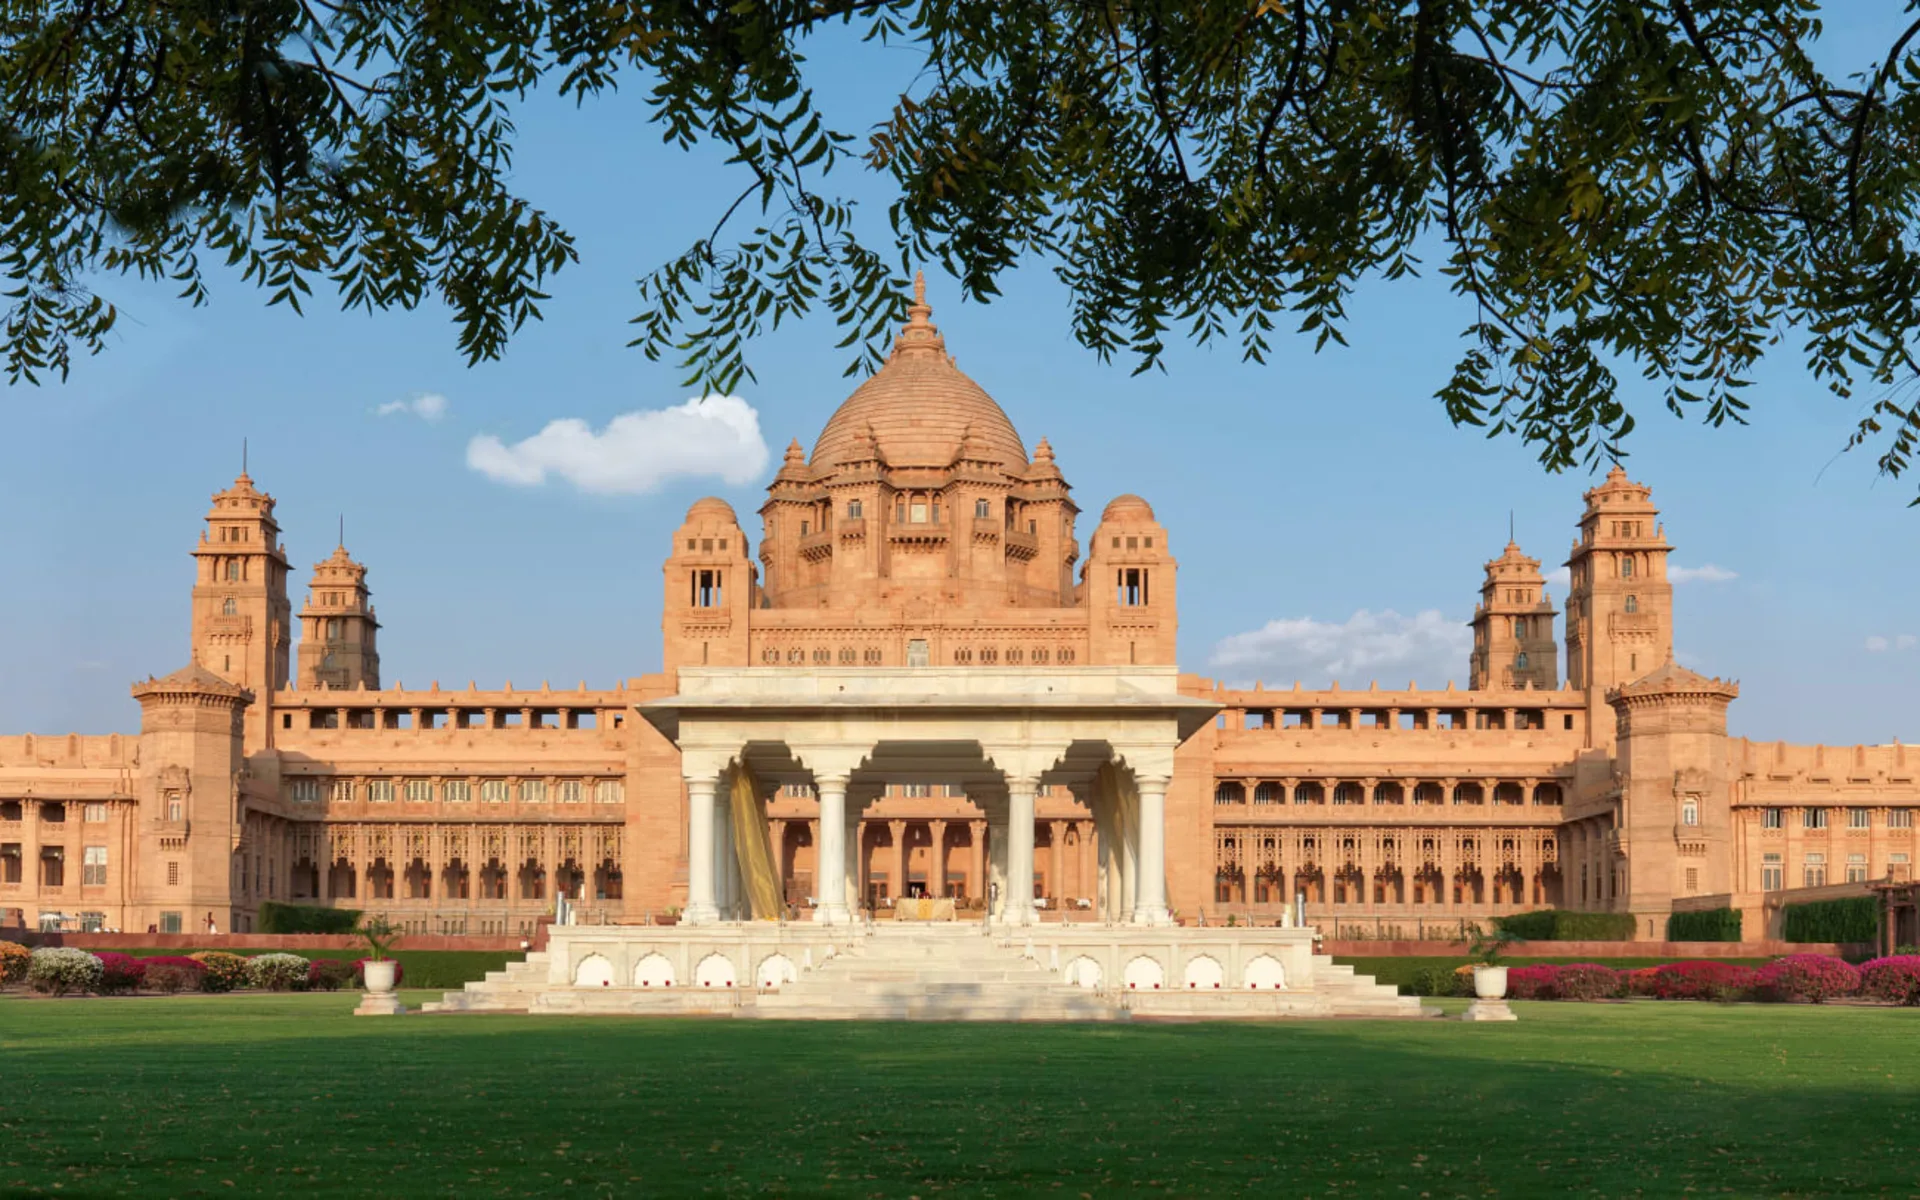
1644, 961, 1762, 1002
94, 952, 147, 994
1857, 956, 1920, 1006
1757, 954, 1861, 1003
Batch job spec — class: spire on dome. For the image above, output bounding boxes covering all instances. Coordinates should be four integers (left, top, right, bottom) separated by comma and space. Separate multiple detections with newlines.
890, 270, 946, 359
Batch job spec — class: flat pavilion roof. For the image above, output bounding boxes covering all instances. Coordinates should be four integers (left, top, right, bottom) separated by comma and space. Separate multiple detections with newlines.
638, 666, 1221, 762
641, 664, 1213, 787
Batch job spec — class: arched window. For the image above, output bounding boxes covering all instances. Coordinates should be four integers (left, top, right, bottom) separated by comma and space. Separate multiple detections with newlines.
1681, 798, 1699, 827
1621, 555, 1635, 578
221, 598, 237, 616
1515, 652, 1529, 670
1625, 595, 1639, 613
225, 560, 241, 582
847, 500, 862, 518
974, 498, 990, 518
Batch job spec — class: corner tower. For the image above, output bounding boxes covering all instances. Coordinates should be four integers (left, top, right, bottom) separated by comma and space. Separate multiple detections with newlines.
296, 544, 381, 690
664, 498, 754, 673
1565, 467, 1673, 746
1469, 541, 1559, 690
189, 473, 290, 746
1607, 661, 1739, 932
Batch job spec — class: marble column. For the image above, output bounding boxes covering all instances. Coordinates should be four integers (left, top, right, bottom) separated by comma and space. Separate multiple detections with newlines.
967, 819, 986, 903
1078, 819, 1096, 909
813, 776, 850, 924
1048, 819, 1068, 907
928, 819, 948, 899
888, 819, 908, 901
684, 776, 719, 924
1133, 776, 1172, 925
1005, 778, 1038, 925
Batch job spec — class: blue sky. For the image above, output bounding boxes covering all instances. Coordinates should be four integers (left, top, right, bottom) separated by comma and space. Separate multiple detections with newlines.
3, 10, 1915, 746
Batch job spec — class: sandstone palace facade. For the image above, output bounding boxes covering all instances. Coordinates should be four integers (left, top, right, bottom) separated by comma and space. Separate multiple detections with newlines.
3, 284, 1914, 940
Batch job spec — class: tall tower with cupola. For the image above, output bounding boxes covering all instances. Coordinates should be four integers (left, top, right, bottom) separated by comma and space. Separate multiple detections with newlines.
296, 543, 381, 691
189, 472, 291, 747
664, 497, 755, 673
1565, 467, 1674, 747
1469, 541, 1560, 690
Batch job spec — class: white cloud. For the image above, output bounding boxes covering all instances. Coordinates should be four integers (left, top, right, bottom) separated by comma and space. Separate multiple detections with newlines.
1866, 634, 1917, 653
1209, 609, 1473, 689
375, 392, 449, 421
1668, 563, 1737, 584
1546, 565, 1571, 591
1867, 635, 1890, 652
466, 395, 769, 495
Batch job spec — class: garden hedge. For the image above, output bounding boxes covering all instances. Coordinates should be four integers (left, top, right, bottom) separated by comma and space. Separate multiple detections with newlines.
1782, 896, 1878, 943
1667, 908, 1743, 942
1492, 909, 1638, 941
256, 902, 363, 935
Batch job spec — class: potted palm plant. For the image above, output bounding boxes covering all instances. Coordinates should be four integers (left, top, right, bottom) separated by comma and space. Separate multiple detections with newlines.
1467, 924, 1521, 999
358, 917, 402, 995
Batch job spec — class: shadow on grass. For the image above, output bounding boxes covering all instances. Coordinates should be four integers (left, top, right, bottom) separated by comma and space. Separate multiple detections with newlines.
0, 996, 1912, 1196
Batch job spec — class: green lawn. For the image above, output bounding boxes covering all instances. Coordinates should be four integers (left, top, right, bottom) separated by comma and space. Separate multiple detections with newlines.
1, 995, 1914, 1197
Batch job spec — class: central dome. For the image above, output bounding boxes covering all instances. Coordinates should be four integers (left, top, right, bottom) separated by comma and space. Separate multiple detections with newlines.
810, 277, 1027, 470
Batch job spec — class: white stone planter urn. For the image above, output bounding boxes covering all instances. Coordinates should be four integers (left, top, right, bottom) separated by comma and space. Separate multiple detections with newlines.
1472, 965, 1508, 1000
363, 959, 398, 994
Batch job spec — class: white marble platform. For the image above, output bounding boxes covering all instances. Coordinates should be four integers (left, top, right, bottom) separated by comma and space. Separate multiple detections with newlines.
424, 922, 1433, 1021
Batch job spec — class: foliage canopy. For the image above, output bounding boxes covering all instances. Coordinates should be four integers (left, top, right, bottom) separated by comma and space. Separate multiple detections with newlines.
7, 1, 1920, 493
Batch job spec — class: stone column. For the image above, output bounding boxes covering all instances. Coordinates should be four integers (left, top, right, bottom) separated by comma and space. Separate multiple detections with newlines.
967, 819, 986, 903
888, 819, 908, 902
1005, 778, 1038, 925
1078, 819, 1096, 909
813, 776, 850, 923
1048, 819, 1068, 908
928, 819, 948, 899
1133, 776, 1172, 925
683, 776, 719, 925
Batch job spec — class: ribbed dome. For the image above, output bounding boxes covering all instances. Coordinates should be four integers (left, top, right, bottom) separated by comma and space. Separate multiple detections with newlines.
1102, 494, 1155, 522
810, 276, 1026, 470
684, 496, 738, 524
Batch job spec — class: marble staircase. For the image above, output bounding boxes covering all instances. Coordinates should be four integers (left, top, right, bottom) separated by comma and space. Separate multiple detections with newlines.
745, 924, 1124, 1021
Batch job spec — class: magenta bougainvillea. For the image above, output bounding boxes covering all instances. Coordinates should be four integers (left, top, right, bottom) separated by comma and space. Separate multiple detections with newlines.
1758, 954, 1862, 1003
1857, 956, 1920, 1006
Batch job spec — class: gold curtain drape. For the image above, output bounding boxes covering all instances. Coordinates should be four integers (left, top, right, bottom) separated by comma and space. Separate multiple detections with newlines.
729, 766, 784, 920
1097, 762, 1139, 922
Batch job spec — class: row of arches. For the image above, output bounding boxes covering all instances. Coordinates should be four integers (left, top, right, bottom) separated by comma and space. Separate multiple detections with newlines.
1214, 780, 1565, 807
1063, 953, 1286, 992
574, 951, 797, 990
299, 856, 619, 903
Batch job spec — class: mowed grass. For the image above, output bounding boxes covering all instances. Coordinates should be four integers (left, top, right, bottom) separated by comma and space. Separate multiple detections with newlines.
1, 995, 1915, 1197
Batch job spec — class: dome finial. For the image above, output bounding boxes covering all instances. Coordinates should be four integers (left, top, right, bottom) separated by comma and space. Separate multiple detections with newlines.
893, 270, 944, 358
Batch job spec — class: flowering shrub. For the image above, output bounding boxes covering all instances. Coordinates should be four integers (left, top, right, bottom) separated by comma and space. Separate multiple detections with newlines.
245, 953, 311, 992
1504, 965, 1556, 1000
0, 940, 29, 986
94, 952, 148, 994
1759, 954, 1861, 1003
144, 959, 206, 994
307, 959, 357, 992
1646, 961, 1761, 1001
1549, 963, 1623, 1001
353, 958, 403, 988
1624, 967, 1664, 997
190, 951, 250, 993
1858, 956, 1920, 1006
26, 947, 103, 995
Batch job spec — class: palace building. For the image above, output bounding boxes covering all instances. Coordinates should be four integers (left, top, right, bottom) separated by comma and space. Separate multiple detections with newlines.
2, 280, 1914, 942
